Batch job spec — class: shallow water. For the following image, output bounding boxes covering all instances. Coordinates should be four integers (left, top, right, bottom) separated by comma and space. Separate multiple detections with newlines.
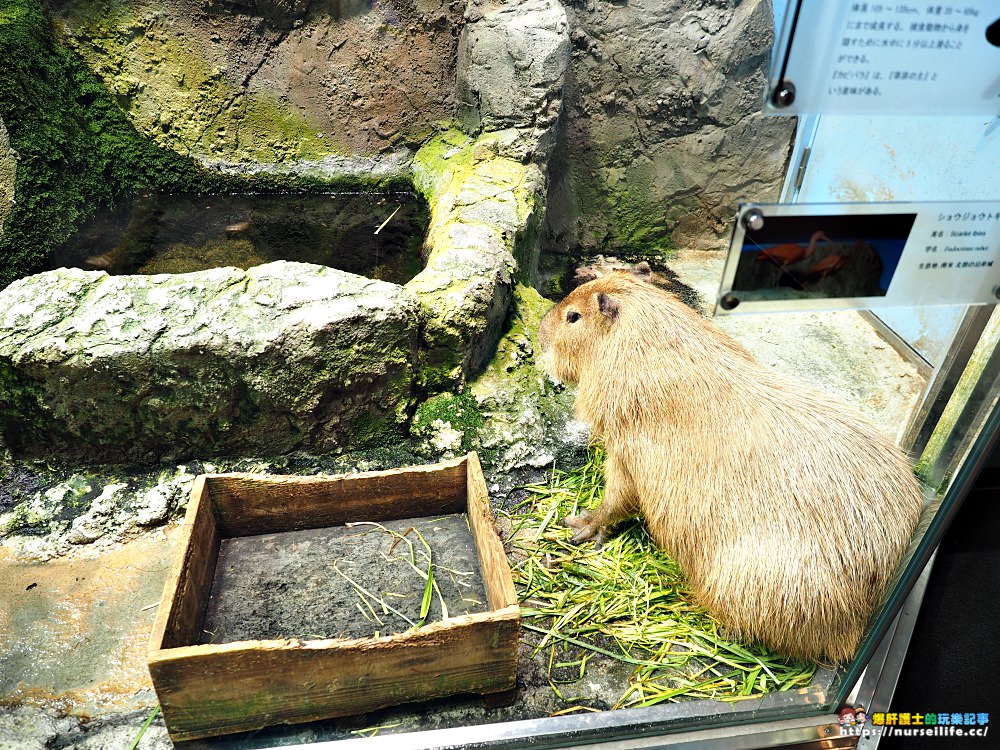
48, 192, 428, 284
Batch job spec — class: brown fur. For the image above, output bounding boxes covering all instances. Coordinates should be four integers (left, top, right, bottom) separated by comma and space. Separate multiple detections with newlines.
538, 272, 922, 662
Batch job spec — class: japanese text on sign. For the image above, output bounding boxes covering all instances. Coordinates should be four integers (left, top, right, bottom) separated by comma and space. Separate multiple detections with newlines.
767, 0, 1000, 115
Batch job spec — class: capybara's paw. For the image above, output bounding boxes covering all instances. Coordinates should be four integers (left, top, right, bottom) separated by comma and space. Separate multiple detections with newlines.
572, 525, 609, 548
562, 513, 591, 531
563, 514, 608, 546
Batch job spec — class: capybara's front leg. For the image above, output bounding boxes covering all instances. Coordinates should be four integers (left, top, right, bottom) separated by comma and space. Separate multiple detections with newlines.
563, 451, 637, 547
563, 512, 612, 546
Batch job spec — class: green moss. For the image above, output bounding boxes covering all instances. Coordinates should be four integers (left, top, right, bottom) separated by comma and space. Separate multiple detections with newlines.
345, 411, 400, 449
0, 359, 47, 453
410, 128, 475, 202
472, 284, 552, 395
568, 157, 677, 260
0, 470, 95, 535
0, 1, 214, 286
227, 91, 332, 162
414, 322, 472, 393
412, 128, 542, 230
611, 164, 677, 259
57, 0, 333, 162
0, 505, 27, 534
413, 391, 484, 432
59, 476, 94, 509
409, 129, 546, 392
462, 283, 579, 472
509, 283, 552, 338
411, 391, 484, 454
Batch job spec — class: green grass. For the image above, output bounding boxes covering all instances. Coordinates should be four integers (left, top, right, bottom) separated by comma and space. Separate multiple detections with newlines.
127, 704, 160, 750
506, 448, 818, 709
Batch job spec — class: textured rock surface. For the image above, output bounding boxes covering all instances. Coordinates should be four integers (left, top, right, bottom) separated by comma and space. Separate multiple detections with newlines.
411, 286, 585, 472
0, 116, 14, 237
0, 262, 420, 462
469, 284, 584, 471
0, 533, 172, 719
0, 707, 82, 750
457, 0, 570, 161
543, 0, 796, 260
44, 0, 793, 263
408, 130, 546, 387
0, 448, 428, 560
201, 149, 413, 183
51, 0, 464, 163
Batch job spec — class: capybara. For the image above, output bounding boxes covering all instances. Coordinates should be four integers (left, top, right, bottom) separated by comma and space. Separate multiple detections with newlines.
537, 270, 923, 662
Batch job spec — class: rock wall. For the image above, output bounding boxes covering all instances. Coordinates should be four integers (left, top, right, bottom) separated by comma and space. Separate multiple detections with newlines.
0, 116, 14, 238
456, 0, 571, 162
543, 0, 795, 264
50, 0, 465, 164
43, 0, 794, 261
38, 0, 793, 261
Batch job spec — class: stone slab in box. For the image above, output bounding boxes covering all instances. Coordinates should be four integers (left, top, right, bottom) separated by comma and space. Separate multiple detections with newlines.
146, 452, 520, 742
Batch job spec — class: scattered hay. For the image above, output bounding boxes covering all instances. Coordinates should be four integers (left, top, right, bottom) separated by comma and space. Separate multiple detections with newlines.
506, 448, 818, 708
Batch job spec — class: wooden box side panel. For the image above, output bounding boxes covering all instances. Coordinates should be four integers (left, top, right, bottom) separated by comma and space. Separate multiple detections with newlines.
148, 609, 521, 742
206, 457, 469, 537
466, 452, 519, 611
149, 476, 221, 650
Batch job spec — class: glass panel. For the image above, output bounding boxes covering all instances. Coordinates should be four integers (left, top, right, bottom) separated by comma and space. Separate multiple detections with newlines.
834, 305, 1000, 705
768, 0, 1000, 116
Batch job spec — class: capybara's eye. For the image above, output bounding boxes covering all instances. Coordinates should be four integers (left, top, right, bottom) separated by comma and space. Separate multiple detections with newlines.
566, 311, 581, 323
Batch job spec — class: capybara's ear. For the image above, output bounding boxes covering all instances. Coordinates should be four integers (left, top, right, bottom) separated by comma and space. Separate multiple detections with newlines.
597, 292, 620, 321
574, 265, 604, 282
633, 261, 652, 280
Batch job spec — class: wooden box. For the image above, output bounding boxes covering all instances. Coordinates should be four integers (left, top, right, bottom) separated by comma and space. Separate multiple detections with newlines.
147, 453, 520, 742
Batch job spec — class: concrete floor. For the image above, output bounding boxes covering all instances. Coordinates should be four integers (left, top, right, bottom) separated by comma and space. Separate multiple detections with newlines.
0, 527, 177, 746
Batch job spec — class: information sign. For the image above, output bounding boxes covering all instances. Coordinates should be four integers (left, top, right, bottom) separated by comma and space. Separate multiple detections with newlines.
716, 202, 1000, 314
767, 1, 1000, 115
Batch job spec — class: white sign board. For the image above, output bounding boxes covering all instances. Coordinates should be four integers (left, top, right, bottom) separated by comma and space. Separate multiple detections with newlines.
767, 1, 1000, 115
716, 202, 1000, 315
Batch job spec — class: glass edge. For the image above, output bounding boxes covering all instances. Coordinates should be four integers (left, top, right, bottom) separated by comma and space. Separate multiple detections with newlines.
832, 390, 1000, 705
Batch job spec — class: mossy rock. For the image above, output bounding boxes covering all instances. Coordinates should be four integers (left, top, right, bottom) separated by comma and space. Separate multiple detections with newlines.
0, 262, 422, 463
407, 130, 547, 389
411, 391, 485, 457
412, 284, 585, 473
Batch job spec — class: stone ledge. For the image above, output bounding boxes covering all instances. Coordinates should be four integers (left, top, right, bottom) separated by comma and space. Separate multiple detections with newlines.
0, 116, 14, 237
409, 130, 546, 388
0, 261, 421, 463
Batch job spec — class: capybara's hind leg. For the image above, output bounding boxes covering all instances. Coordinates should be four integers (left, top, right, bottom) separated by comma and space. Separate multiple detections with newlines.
563, 452, 637, 547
